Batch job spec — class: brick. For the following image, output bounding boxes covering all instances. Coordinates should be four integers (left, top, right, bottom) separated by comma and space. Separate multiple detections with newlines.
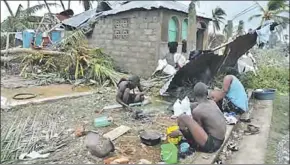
148, 48, 156, 54
152, 16, 159, 23
148, 23, 159, 29
120, 46, 129, 52
144, 29, 153, 35
129, 47, 139, 52
143, 16, 153, 23
139, 36, 147, 41
148, 35, 157, 42
139, 23, 148, 29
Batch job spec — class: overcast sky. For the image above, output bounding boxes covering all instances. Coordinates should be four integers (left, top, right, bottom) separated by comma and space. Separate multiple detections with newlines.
1, 1, 289, 34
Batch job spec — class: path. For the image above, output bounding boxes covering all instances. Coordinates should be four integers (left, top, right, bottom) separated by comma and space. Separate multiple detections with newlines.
227, 100, 273, 164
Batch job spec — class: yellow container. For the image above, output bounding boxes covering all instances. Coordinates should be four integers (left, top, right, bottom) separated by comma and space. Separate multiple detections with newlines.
166, 125, 182, 145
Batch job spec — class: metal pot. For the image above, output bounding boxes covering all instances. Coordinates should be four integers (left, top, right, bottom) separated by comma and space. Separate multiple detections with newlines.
139, 130, 161, 146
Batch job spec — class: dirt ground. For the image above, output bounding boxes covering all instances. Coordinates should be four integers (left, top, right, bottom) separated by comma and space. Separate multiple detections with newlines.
1, 86, 181, 164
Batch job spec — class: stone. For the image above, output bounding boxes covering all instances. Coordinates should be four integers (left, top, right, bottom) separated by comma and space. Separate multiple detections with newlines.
85, 132, 115, 158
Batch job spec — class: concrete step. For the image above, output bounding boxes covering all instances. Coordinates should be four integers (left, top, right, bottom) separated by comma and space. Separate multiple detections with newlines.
226, 100, 273, 164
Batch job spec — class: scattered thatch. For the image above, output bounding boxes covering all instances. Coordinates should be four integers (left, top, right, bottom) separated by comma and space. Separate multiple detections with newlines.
18, 30, 126, 87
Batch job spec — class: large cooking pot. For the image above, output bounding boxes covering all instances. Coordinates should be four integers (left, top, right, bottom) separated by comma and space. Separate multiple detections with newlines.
139, 130, 161, 146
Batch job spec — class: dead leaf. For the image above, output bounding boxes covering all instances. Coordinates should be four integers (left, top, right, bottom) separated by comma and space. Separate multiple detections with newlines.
110, 157, 129, 164
138, 159, 152, 164
104, 156, 118, 164
75, 125, 85, 137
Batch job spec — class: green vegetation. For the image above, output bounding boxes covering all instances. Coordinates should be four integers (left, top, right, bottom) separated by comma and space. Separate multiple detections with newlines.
240, 65, 289, 93
265, 94, 289, 164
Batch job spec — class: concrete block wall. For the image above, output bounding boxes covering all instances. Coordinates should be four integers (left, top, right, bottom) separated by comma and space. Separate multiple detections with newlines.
88, 10, 162, 78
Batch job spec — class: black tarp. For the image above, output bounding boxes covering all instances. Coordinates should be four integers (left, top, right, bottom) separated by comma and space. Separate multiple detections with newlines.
166, 32, 258, 92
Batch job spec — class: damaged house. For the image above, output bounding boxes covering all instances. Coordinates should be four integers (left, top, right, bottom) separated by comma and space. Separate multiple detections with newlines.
85, 1, 212, 77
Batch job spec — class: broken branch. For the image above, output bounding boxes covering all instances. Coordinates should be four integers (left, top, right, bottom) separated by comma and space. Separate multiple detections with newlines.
1, 48, 70, 56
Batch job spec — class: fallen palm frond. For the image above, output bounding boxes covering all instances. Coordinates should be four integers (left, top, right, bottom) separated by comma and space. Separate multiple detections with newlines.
19, 30, 126, 87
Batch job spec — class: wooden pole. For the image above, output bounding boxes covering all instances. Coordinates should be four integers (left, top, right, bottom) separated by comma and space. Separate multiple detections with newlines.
1, 48, 70, 56
5, 33, 10, 56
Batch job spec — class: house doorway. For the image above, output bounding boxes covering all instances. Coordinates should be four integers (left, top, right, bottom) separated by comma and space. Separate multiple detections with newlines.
196, 21, 207, 50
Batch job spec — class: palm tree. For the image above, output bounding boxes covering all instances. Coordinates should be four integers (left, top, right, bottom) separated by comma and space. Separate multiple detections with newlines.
188, 0, 199, 51
3, 0, 14, 17
211, 7, 227, 34
248, 0, 289, 27
224, 20, 233, 41
208, 6, 227, 48
236, 20, 245, 36
249, 0, 289, 48
1, 3, 60, 32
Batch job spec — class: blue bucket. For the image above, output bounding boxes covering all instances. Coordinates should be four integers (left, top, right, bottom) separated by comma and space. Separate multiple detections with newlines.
253, 89, 276, 100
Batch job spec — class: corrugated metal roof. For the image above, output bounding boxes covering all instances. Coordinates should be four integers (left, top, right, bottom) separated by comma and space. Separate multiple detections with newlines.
62, 8, 99, 27
101, 1, 212, 20
63, 1, 212, 28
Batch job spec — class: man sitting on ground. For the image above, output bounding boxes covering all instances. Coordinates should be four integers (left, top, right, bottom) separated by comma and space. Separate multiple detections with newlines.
116, 75, 145, 111
170, 82, 226, 153
209, 75, 248, 115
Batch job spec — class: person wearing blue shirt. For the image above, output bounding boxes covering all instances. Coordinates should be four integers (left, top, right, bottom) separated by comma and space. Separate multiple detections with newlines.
209, 75, 248, 114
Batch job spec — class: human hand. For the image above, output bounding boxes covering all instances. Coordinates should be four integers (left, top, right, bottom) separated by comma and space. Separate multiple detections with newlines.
178, 114, 192, 126
168, 130, 182, 138
209, 90, 224, 102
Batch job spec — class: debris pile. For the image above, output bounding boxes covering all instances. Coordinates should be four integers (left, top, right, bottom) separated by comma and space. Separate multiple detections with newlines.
2, 30, 126, 87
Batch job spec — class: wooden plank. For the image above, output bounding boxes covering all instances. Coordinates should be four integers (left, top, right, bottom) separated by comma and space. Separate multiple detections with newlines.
103, 125, 131, 141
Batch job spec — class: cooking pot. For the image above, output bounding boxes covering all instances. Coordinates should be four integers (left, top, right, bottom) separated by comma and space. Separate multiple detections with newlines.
139, 130, 161, 146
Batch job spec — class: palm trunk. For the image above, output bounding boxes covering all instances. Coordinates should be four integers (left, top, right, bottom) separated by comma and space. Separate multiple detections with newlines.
3, 0, 14, 17
59, 0, 66, 10
27, 0, 30, 8
188, 1, 197, 51
68, 0, 71, 9
43, 0, 52, 14
83, 0, 91, 11
260, 17, 265, 26
227, 20, 233, 40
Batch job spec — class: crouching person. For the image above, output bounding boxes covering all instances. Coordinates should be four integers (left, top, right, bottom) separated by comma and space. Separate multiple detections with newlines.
209, 75, 248, 115
170, 82, 226, 153
116, 75, 145, 111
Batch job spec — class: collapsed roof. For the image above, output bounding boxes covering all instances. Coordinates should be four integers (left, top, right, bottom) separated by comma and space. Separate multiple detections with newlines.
62, 1, 212, 28
161, 21, 279, 95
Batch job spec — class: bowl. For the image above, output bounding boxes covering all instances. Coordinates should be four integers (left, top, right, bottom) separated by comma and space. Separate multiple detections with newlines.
139, 130, 161, 146
253, 88, 276, 100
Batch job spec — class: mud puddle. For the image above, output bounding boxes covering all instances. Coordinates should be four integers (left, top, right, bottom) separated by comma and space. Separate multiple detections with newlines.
1, 84, 95, 101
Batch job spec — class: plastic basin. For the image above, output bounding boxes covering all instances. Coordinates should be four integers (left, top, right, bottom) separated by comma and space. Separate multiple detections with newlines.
161, 143, 178, 164
253, 88, 276, 100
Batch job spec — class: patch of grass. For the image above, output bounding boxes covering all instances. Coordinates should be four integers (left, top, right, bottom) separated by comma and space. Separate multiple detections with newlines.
240, 65, 289, 94
265, 94, 289, 164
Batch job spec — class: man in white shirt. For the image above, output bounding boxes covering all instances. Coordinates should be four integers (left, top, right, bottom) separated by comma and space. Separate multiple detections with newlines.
173, 53, 188, 69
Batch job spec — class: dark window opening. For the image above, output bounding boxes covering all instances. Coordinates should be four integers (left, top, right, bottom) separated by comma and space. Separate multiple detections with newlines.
168, 41, 178, 54
182, 39, 187, 53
